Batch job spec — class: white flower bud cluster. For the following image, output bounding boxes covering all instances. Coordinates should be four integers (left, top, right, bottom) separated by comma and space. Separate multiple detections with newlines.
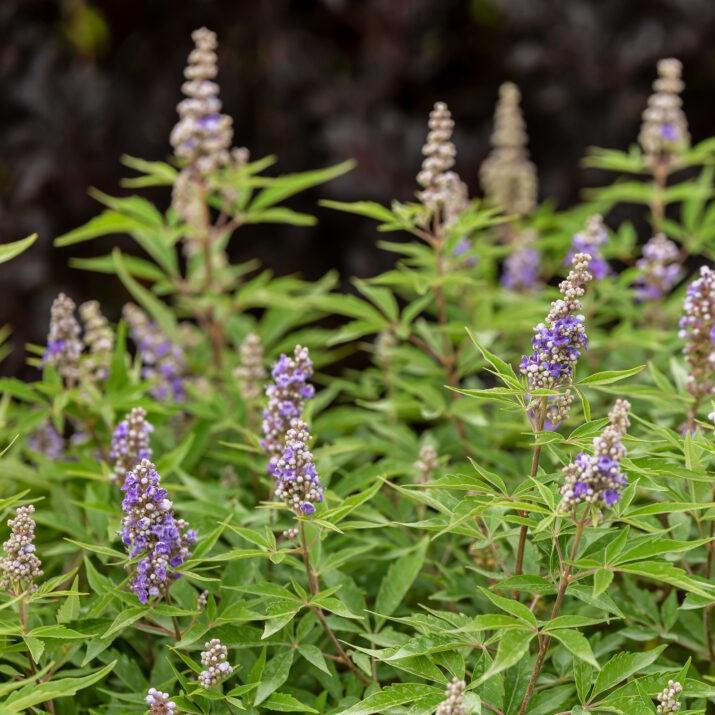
0, 505, 43, 594
145, 687, 178, 713
234, 333, 266, 401
639, 58, 689, 167
414, 444, 438, 484
79, 300, 114, 382
656, 680, 683, 714
198, 638, 233, 688
480, 82, 537, 217
435, 677, 467, 715
416, 102, 467, 220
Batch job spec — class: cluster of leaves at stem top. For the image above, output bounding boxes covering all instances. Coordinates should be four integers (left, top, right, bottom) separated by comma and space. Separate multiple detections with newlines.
1, 27, 715, 715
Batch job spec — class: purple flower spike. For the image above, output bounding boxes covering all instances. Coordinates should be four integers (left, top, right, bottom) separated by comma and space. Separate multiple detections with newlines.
261, 345, 314, 474
272, 419, 324, 517
679, 266, 715, 402
123, 304, 187, 402
520, 250, 593, 427
120, 459, 195, 604
561, 399, 630, 511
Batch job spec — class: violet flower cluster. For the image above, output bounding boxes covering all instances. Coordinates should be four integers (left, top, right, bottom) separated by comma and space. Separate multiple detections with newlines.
146, 688, 178, 713
120, 459, 196, 604
272, 419, 324, 516
435, 678, 467, 715
261, 345, 315, 473
566, 215, 610, 280
27, 421, 65, 460
656, 681, 683, 714
0, 505, 43, 594
502, 231, 541, 292
634, 233, 682, 301
520, 252, 593, 426
123, 304, 187, 402
678, 266, 715, 402
44, 293, 83, 386
110, 407, 154, 483
198, 638, 233, 688
561, 399, 630, 510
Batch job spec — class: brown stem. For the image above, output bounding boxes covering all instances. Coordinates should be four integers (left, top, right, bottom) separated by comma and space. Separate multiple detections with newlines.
519, 517, 586, 715
298, 522, 373, 686
515, 399, 547, 577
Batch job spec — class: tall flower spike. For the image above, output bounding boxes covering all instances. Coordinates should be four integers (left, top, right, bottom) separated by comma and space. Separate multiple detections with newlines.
502, 230, 541, 292
198, 638, 233, 688
44, 293, 82, 385
261, 345, 315, 473
146, 688, 178, 713
0, 505, 43, 594
639, 58, 689, 168
79, 300, 114, 382
435, 678, 467, 715
170, 27, 233, 176
520, 251, 593, 427
566, 215, 610, 280
416, 102, 468, 220
110, 407, 154, 484
272, 418, 324, 516
561, 399, 630, 510
634, 233, 683, 301
123, 304, 187, 402
480, 82, 537, 217
120, 459, 196, 604
234, 333, 266, 402
414, 444, 438, 484
679, 266, 715, 403
656, 680, 683, 714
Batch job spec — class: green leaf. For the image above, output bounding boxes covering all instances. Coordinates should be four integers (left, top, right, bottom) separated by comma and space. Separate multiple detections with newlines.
253, 650, 294, 706
578, 365, 645, 386
54, 211, 139, 247
57, 576, 81, 624
374, 538, 428, 629
112, 248, 178, 340
548, 628, 599, 668
478, 587, 537, 627
591, 646, 667, 699
337, 683, 440, 715
298, 644, 331, 675
4, 661, 115, 711
250, 160, 354, 210
262, 692, 319, 713
0, 234, 37, 264
319, 199, 397, 224
474, 628, 535, 685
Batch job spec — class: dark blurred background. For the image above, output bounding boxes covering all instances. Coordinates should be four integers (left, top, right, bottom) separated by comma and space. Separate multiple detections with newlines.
2, 0, 715, 375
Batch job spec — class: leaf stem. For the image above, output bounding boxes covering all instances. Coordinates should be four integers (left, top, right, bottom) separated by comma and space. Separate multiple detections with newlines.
518, 515, 586, 715
298, 522, 373, 686
515, 399, 547, 577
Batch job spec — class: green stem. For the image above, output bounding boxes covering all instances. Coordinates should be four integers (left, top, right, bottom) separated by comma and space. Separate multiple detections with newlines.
515, 399, 547, 577
298, 522, 373, 686
519, 516, 587, 715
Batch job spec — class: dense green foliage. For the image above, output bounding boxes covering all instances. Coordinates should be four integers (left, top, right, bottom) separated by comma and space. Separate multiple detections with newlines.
1, 39, 715, 715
